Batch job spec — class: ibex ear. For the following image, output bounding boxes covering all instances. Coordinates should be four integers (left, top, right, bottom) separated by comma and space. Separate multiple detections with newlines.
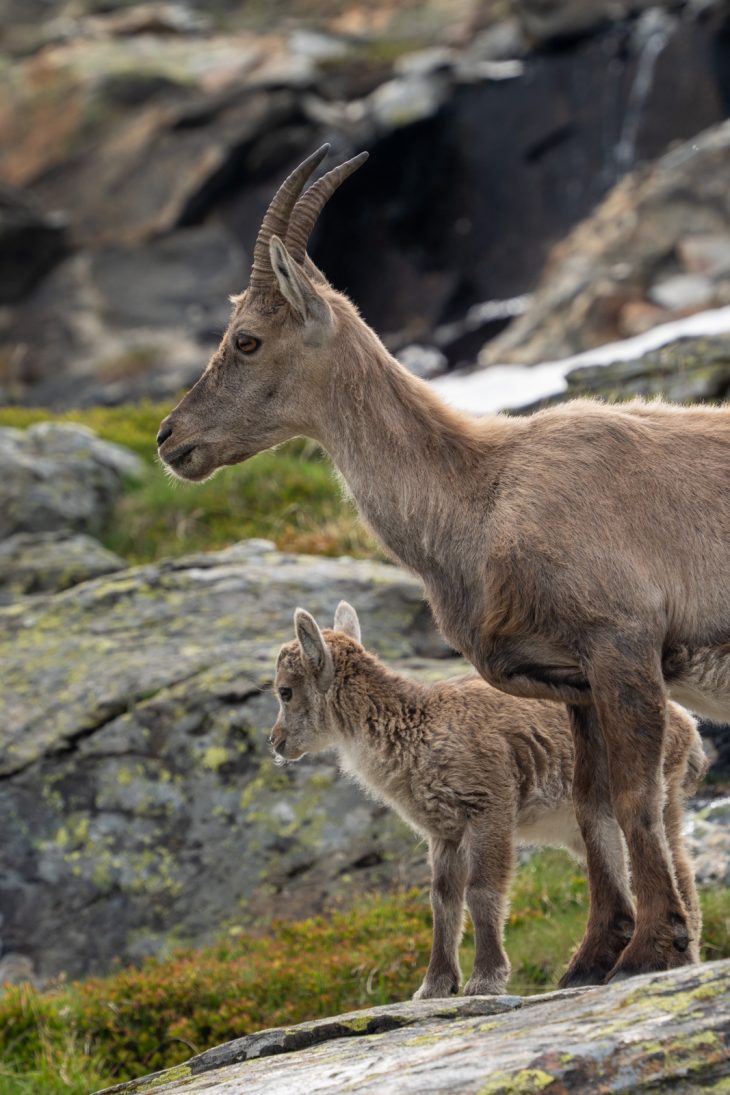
294, 608, 334, 692
270, 237, 331, 335
333, 601, 361, 643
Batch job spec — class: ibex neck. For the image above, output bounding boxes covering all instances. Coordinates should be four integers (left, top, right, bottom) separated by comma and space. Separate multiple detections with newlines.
333, 653, 429, 758
313, 323, 497, 579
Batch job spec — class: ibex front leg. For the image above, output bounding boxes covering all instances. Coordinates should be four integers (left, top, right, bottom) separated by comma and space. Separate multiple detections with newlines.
462, 820, 513, 995
590, 644, 692, 980
413, 838, 466, 999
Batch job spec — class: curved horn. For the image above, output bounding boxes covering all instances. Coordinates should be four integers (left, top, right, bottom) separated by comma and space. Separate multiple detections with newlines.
285, 151, 369, 265
249, 144, 330, 293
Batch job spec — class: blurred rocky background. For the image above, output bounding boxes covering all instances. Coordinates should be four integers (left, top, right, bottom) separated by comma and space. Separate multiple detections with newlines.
2, 3, 730, 1090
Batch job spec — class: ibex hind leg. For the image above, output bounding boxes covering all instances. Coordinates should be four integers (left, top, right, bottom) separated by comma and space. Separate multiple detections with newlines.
666, 642, 730, 723
559, 704, 635, 989
590, 646, 693, 981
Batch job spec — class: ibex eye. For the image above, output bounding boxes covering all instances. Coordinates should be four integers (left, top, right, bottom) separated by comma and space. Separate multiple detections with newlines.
279, 687, 292, 702
235, 333, 260, 355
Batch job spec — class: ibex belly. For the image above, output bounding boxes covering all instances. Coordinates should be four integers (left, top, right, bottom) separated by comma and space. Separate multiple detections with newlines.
667, 643, 730, 722
516, 799, 584, 860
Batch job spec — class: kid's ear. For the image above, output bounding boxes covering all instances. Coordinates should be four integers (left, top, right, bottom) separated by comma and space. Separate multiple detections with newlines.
294, 608, 334, 692
270, 236, 332, 337
333, 601, 361, 643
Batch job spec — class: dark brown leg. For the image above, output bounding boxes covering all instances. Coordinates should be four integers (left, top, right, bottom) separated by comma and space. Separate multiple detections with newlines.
591, 648, 692, 979
413, 837, 467, 999
560, 703, 635, 988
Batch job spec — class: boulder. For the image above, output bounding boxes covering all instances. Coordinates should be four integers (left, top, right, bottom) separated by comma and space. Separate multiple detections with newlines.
0, 531, 125, 600
0, 423, 143, 541
0, 542, 458, 981
96, 960, 730, 1095
482, 121, 730, 366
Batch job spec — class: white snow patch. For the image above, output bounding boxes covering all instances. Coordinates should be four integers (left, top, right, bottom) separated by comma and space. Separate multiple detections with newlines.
431, 305, 730, 414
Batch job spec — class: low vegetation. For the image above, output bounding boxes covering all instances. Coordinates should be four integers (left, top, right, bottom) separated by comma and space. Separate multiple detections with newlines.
0, 402, 378, 563
1, 851, 729, 1095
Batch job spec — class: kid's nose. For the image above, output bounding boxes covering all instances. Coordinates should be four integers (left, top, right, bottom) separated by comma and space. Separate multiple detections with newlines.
269, 726, 286, 754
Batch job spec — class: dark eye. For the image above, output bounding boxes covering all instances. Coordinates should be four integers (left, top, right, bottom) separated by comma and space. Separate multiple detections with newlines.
235, 333, 260, 355
279, 687, 292, 702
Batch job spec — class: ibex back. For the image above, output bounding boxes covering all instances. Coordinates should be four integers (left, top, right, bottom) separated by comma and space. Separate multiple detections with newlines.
158, 146, 730, 985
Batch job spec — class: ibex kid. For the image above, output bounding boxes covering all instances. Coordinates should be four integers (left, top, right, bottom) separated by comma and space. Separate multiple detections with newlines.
271, 602, 707, 998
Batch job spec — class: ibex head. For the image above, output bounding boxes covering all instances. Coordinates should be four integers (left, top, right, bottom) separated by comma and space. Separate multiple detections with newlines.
157, 145, 368, 481
270, 601, 363, 763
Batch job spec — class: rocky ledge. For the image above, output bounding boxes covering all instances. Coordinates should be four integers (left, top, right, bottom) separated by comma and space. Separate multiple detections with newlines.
97, 959, 730, 1094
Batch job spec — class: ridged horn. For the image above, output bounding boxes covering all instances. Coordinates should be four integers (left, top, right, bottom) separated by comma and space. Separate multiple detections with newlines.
249, 144, 330, 293
285, 151, 369, 264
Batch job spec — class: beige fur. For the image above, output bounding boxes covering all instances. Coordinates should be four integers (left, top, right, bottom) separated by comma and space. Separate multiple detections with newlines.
158, 150, 730, 985
272, 603, 707, 998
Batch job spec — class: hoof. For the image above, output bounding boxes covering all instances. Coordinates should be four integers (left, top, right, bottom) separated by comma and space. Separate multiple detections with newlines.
463, 973, 509, 997
558, 967, 607, 989
413, 975, 460, 1000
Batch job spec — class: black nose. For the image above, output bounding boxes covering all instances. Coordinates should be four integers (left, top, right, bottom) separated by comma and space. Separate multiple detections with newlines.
157, 424, 173, 448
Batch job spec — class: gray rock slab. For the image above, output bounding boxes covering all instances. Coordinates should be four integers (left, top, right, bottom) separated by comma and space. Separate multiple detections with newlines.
0, 544, 462, 979
95, 959, 730, 1094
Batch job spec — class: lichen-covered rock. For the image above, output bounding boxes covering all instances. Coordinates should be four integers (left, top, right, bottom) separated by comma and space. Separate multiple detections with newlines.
0, 423, 143, 541
96, 959, 730, 1095
561, 335, 730, 403
521, 335, 730, 411
0, 542, 459, 980
0, 531, 125, 599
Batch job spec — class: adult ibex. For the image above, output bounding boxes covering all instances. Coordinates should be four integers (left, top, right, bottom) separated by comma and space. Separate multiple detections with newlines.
271, 601, 706, 998
158, 146, 730, 986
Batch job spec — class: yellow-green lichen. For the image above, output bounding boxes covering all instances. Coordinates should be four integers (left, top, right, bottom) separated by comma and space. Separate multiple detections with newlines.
339, 1014, 372, 1033
201, 745, 229, 770
136, 1062, 193, 1091
477, 1068, 555, 1094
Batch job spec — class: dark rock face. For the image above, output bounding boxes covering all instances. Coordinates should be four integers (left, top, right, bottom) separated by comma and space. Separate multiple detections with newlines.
0, 542, 457, 982
0, 183, 67, 304
97, 960, 730, 1095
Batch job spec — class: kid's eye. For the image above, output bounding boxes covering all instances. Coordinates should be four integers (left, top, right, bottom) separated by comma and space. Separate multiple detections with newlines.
235, 333, 261, 354
279, 687, 292, 702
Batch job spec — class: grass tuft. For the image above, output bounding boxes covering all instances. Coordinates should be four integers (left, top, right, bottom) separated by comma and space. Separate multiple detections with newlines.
0, 402, 379, 564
